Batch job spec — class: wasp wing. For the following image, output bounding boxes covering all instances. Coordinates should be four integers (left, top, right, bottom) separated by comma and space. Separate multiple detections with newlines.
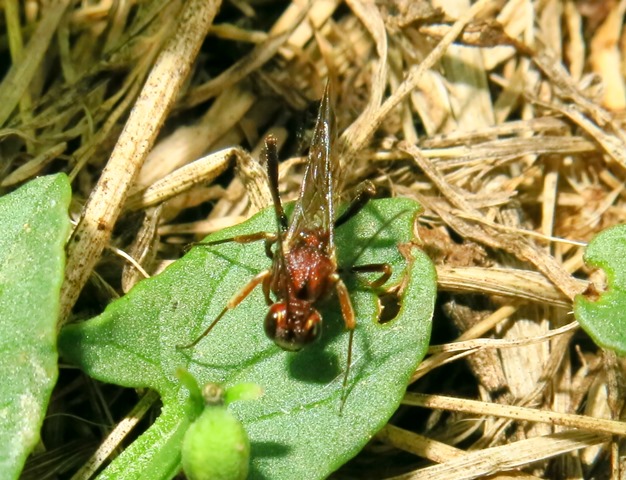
286, 82, 341, 255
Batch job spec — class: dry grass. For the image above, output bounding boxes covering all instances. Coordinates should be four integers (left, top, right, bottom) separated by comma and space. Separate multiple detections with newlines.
5, 0, 626, 479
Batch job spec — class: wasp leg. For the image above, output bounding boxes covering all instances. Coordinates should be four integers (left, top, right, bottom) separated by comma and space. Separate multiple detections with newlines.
350, 263, 392, 288
334, 181, 376, 229
332, 275, 356, 413
187, 231, 278, 260
177, 269, 271, 349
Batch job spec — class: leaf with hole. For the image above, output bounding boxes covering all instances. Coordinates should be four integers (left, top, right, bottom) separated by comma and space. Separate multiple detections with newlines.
59, 197, 436, 479
575, 224, 626, 354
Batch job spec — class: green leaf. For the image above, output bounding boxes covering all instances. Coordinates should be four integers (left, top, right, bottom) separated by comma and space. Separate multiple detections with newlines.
94, 400, 190, 480
59, 198, 436, 480
575, 224, 626, 354
0, 174, 71, 479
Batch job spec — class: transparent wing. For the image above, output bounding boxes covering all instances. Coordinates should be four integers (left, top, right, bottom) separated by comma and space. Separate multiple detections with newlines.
286, 82, 341, 254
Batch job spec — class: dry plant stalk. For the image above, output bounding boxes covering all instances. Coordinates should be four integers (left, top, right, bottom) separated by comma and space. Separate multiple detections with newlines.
3, 0, 626, 478
59, 0, 220, 322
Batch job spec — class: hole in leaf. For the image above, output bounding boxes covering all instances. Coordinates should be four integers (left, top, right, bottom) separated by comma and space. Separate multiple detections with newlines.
377, 289, 401, 324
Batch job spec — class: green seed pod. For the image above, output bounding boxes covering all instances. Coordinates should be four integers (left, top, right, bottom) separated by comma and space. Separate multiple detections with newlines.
181, 405, 250, 480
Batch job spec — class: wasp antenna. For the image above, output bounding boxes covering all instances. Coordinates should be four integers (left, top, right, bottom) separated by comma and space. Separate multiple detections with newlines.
264, 135, 288, 233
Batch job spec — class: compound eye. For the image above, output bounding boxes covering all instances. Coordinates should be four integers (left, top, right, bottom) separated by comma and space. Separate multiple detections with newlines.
304, 312, 322, 343
288, 310, 322, 350
264, 303, 286, 341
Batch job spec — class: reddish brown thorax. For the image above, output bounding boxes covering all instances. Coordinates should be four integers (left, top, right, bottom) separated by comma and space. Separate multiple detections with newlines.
280, 229, 335, 302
